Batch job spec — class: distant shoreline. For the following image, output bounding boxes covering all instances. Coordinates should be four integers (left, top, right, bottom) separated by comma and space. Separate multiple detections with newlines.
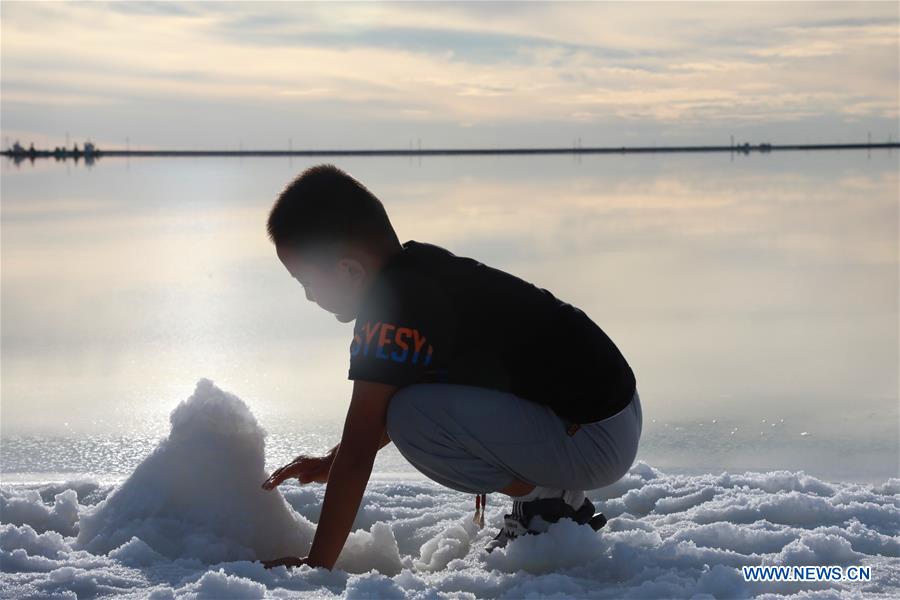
3, 141, 897, 161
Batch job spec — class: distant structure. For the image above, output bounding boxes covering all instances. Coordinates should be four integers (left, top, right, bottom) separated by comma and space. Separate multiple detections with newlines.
732, 141, 772, 154
3, 138, 102, 165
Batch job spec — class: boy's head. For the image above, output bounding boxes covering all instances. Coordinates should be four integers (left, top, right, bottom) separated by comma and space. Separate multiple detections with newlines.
267, 163, 401, 323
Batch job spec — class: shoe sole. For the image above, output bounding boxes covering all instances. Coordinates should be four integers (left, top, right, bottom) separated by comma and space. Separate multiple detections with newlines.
589, 512, 607, 531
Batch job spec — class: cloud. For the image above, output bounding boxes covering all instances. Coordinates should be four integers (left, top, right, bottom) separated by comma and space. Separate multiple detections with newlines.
0, 1, 896, 146
751, 40, 843, 58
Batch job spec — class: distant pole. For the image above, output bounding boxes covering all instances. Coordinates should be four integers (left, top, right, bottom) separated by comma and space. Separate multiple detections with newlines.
868, 131, 871, 145
289, 138, 292, 153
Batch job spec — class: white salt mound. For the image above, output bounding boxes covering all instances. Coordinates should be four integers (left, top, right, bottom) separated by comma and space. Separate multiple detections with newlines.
74, 378, 314, 563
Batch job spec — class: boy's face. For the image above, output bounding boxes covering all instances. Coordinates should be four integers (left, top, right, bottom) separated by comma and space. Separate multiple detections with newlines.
275, 243, 365, 323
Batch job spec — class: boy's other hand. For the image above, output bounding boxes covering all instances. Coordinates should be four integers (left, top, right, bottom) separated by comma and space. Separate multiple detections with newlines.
261, 555, 313, 569
261, 454, 333, 490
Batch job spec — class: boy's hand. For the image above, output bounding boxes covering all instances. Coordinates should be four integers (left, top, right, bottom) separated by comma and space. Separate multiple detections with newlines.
261, 555, 314, 569
261, 453, 334, 490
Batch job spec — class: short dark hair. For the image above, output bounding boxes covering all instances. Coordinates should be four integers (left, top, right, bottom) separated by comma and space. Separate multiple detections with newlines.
266, 164, 400, 260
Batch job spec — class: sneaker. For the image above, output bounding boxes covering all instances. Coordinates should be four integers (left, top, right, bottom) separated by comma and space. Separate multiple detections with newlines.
485, 495, 605, 552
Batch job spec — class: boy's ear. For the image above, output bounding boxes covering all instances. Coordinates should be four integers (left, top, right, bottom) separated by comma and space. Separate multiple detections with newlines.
338, 257, 366, 281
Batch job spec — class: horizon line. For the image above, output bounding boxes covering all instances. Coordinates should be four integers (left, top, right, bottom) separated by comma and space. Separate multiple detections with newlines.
4, 141, 898, 160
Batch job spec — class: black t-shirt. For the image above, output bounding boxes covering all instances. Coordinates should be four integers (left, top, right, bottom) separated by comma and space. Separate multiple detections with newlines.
348, 240, 637, 423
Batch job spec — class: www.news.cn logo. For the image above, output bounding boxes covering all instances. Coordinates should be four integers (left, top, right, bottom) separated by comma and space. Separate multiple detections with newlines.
742, 565, 872, 582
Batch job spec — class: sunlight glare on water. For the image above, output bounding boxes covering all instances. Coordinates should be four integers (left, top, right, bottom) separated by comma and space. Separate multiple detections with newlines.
1, 151, 897, 483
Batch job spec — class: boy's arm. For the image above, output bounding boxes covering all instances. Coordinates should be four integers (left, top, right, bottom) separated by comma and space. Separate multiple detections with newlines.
325, 427, 391, 460
332, 430, 390, 452
306, 380, 398, 569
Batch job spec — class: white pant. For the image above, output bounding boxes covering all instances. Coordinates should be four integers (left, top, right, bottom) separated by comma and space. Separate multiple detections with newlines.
386, 383, 643, 494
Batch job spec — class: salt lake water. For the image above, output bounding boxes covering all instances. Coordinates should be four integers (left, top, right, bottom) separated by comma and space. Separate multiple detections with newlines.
1, 151, 898, 598
2, 150, 897, 484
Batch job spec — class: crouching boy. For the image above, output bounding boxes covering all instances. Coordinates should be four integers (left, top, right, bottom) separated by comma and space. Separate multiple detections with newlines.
260, 164, 642, 569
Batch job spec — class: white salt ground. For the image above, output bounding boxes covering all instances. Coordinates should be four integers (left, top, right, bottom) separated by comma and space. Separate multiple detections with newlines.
1, 378, 898, 599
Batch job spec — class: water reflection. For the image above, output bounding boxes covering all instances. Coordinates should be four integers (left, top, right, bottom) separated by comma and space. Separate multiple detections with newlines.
1, 153, 897, 481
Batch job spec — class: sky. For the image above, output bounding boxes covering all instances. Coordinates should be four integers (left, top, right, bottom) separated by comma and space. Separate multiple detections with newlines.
1, 1, 898, 151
